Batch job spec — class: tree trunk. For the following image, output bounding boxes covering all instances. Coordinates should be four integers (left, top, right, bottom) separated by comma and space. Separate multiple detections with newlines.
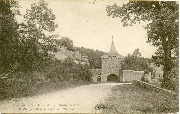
161, 40, 173, 89
161, 65, 171, 89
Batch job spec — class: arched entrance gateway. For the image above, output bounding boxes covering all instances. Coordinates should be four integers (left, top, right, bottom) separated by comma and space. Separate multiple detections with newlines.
107, 74, 118, 82
97, 76, 101, 82
90, 37, 124, 83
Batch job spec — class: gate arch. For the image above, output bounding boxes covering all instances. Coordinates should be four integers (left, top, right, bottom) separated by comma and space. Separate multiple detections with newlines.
97, 76, 101, 82
107, 74, 118, 82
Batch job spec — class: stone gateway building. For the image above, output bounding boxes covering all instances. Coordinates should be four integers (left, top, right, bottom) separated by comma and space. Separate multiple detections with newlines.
90, 38, 144, 82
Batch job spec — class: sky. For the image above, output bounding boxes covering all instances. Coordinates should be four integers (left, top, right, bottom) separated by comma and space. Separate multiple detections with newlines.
18, 0, 157, 58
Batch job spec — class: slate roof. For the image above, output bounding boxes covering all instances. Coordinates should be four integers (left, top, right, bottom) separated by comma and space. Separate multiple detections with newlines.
102, 37, 123, 58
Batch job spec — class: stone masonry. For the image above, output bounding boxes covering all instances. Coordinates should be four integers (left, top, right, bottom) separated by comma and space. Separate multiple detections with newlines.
90, 37, 144, 82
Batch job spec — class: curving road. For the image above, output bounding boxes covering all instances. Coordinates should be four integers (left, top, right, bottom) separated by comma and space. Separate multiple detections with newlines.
0, 83, 131, 113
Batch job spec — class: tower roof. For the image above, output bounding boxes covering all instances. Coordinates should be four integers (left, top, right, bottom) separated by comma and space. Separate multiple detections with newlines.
108, 36, 118, 54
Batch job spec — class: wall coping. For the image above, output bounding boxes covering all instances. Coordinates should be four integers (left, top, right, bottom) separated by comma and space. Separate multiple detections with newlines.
133, 80, 177, 96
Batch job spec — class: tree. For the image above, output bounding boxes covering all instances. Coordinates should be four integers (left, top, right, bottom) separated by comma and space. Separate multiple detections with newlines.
133, 48, 141, 58
0, 0, 20, 74
56, 37, 74, 51
18, 0, 58, 72
74, 47, 106, 69
106, 1, 178, 89
122, 49, 152, 74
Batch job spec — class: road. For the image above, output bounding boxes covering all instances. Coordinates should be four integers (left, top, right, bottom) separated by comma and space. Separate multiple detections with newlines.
0, 83, 131, 113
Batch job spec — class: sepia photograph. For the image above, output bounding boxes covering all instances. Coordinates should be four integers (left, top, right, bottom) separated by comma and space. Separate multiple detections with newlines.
0, 0, 179, 113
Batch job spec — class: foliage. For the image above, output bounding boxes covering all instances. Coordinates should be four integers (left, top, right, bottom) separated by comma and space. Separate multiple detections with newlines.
18, 0, 58, 72
0, 0, 20, 74
54, 36, 105, 69
0, 0, 92, 101
133, 48, 141, 58
0, 58, 91, 101
122, 49, 152, 74
55, 37, 74, 51
106, 1, 179, 89
74, 47, 106, 69
51, 36, 105, 69
44, 58, 91, 82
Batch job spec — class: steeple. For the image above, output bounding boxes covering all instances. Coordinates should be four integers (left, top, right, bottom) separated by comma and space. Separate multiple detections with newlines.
109, 36, 118, 54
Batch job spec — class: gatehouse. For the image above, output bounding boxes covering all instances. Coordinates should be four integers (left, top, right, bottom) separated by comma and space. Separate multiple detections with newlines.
90, 37, 144, 82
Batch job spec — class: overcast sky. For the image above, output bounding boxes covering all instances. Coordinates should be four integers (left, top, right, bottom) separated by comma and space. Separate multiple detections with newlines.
18, 0, 157, 58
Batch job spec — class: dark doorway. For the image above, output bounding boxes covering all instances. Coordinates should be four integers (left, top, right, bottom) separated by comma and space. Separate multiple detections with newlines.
107, 74, 118, 82
97, 76, 101, 82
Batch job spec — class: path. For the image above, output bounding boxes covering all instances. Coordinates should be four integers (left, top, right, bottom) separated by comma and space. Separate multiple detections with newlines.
0, 83, 131, 113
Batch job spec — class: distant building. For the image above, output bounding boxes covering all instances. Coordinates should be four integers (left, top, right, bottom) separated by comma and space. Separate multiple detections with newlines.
149, 63, 163, 79
144, 72, 152, 83
50, 46, 89, 65
149, 63, 163, 86
90, 37, 144, 82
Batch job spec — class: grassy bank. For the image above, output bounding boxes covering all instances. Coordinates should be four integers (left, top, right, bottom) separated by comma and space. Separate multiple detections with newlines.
0, 76, 90, 101
0, 71, 90, 101
0, 58, 92, 101
98, 84, 178, 113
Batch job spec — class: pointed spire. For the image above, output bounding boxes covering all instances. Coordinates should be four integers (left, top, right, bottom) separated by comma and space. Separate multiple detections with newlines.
109, 36, 118, 54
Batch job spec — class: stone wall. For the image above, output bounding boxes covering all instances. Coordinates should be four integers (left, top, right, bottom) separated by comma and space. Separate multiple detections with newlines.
90, 69, 102, 82
122, 70, 134, 82
91, 69, 144, 82
133, 80, 177, 97
134, 71, 144, 81
123, 70, 144, 82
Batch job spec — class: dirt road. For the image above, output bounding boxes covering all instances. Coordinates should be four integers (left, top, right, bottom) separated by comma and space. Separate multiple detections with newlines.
0, 83, 131, 113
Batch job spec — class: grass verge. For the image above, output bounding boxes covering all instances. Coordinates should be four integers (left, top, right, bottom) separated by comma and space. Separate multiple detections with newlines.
98, 84, 178, 113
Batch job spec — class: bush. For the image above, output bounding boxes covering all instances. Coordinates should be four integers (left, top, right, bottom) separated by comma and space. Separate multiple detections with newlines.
0, 59, 91, 101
